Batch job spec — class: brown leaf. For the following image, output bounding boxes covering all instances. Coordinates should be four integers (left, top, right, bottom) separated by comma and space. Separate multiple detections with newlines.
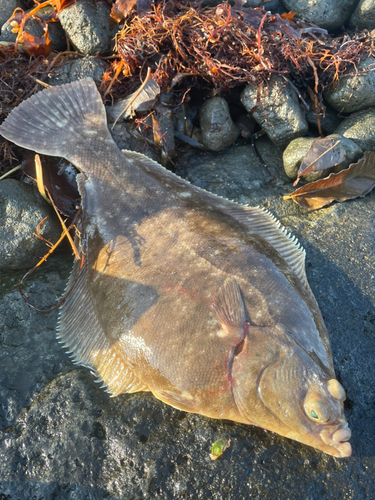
110, 0, 150, 23
284, 151, 375, 210
296, 137, 345, 183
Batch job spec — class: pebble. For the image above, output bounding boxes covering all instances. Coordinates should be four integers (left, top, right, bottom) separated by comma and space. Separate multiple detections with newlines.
324, 57, 375, 113
199, 97, 240, 151
48, 56, 109, 86
58, 0, 117, 55
349, 0, 375, 30
241, 76, 308, 149
279, 0, 358, 30
0, 179, 61, 270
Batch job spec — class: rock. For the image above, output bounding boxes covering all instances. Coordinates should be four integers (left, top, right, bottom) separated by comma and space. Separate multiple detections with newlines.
241, 76, 308, 149
279, 0, 358, 30
305, 105, 342, 135
48, 56, 109, 86
175, 137, 286, 202
283, 137, 316, 179
283, 135, 363, 180
334, 109, 375, 151
324, 57, 375, 113
199, 97, 240, 151
0, 0, 22, 29
58, 0, 116, 55
0, 179, 62, 270
1, 140, 375, 498
349, 0, 375, 30
1, 5, 66, 53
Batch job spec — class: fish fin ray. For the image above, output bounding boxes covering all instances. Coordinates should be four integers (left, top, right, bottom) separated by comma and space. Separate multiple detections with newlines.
0, 78, 108, 162
57, 256, 147, 397
215, 206, 308, 290
212, 278, 247, 329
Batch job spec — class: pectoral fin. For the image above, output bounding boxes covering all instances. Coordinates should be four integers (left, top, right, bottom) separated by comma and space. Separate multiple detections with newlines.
211, 277, 247, 337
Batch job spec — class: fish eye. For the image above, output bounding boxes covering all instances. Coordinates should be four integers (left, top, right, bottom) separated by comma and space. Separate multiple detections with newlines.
305, 397, 331, 424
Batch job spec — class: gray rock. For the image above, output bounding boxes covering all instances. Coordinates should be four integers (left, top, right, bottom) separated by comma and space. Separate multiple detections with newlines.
0, 0, 22, 29
283, 135, 363, 180
0, 179, 62, 270
199, 97, 240, 151
1, 5, 67, 53
349, 0, 375, 30
0, 141, 374, 498
48, 57, 109, 86
334, 109, 375, 151
324, 57, 375, 113
58, 0, 117, 55
279, 0, 358, 29
241, 76, 308, 149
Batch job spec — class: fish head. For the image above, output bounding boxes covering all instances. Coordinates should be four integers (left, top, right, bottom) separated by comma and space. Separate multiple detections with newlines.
232, 325, 351, 458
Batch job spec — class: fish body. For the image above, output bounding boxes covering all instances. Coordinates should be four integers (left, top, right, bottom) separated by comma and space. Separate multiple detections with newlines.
0, 79, 351, 457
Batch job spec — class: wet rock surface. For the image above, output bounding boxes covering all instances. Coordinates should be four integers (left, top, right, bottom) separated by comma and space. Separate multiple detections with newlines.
241, 76, 308, 149
0, 179, 62, 270
0, 143, 374, 499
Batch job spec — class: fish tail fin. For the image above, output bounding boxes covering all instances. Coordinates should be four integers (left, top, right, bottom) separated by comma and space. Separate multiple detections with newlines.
0, 78, 108, 165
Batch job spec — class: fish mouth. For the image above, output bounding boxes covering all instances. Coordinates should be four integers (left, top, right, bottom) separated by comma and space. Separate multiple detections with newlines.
319, 422, 352, 458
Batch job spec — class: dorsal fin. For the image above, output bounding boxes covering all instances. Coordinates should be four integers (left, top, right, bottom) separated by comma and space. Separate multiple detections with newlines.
216, 206, 309, 290
212, 278, 247, 336
57, 256, 147, 397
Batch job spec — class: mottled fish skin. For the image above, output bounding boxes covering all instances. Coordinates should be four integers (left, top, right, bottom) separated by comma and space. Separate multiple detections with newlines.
0, 79, 351, 457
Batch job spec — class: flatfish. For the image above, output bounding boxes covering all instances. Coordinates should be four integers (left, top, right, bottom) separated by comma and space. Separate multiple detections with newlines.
0, 79, 351, 457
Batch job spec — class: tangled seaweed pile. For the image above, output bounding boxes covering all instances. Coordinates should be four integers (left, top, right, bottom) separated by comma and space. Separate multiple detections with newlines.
109, 2, 374, 97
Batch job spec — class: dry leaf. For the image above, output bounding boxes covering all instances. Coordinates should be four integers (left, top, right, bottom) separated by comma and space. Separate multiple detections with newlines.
284, 151, 375, 210
110, 78, 160, 124
110, 0, 151, 23
296, 137, 344, 184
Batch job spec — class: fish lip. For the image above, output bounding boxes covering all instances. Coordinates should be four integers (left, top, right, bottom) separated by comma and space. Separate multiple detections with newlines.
319, 421, 352, 458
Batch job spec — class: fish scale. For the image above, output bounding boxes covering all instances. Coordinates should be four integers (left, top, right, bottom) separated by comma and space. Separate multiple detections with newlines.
0, 78, 351, 457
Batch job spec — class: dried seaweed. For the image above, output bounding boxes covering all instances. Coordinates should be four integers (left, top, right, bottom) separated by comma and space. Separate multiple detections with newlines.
108, 1, 374, 96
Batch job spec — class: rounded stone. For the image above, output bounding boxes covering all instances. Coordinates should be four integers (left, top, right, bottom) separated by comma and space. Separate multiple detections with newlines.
199, 97, 240, 151
48, 56, 109, 86
0, 179, 62, 269
241, 76, 308, 149
279, 0, 358, 30
349, 0, 375, 30
283, 137, 316, 179
334, 109, 375, 151
324, 57, 375, 113
58, 0, 117, 55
